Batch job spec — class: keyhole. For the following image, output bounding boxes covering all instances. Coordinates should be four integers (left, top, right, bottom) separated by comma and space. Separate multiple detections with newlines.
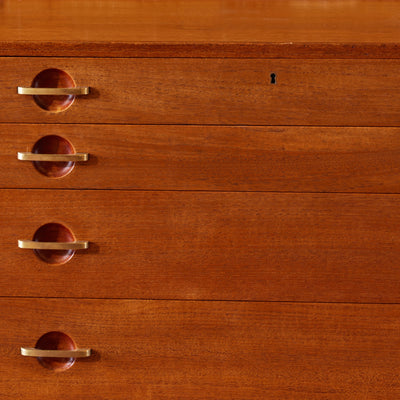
270, 73, 276, 84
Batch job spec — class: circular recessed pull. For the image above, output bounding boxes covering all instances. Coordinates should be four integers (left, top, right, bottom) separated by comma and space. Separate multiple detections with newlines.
23, 135, 84, 178
17, 152, 89, 162
17, 87, 89, 96
18, 240, 89, 251
20, 69, 88, 112
19, 223, 87, 264
21, 331, 90, 371
21, 347, 91, 358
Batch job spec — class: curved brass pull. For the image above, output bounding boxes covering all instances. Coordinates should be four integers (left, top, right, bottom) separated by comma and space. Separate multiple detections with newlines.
18, 240, 89, 250
21, 347, 91, 358
17, 152, 89, 162
17, 87, 90, 96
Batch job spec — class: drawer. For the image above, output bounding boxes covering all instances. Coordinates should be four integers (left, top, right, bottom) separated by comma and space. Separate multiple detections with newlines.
3, 124, 400, 192
2, 189, 400, 302
1, 58, 400, 126
1, 298, 400, 399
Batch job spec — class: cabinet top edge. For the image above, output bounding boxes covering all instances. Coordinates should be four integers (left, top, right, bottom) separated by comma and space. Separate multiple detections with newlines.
1, 0, 400, 58
1, 42, 400, 58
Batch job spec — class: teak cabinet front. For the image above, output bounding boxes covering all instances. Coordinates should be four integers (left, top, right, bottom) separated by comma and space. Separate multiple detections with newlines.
2, 1, 400, 398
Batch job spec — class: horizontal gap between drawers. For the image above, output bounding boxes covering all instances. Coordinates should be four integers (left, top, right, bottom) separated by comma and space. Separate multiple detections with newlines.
1, 122, 400, 128
2, 187, 400, 195
1, 295, 400, 306
1, 54, 400, 60
1, 123, 400, 129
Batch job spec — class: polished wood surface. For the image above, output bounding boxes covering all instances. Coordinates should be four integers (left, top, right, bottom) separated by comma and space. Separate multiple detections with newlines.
2, 298, 400, 399
1, 0, 400, 58
3, 1, 400, 397
4, 124, 400, 192
2, 58, 400, 126
2, 189, 400, 302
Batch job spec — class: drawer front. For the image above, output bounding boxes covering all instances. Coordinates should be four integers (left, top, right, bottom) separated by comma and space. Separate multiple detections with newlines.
1, 298, 400, 399
2, 189, 400, 302
3, 124, 400, 192
1, 58, 400, 125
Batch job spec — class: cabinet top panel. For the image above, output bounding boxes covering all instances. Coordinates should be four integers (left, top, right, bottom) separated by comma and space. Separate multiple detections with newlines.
0, 0, 399, 58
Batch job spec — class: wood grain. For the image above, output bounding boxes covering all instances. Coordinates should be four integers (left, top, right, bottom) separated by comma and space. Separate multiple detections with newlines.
2, 58, 400, 126
1, 298, 400, 399
2, 189, 400, 302
3, 124, 400, 193
1, 0, 400, 58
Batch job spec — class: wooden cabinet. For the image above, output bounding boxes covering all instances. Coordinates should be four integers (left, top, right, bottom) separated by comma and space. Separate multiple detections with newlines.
1, 1, 400, 398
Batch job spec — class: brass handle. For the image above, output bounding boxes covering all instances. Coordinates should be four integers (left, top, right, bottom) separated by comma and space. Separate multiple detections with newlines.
17, 87, 90, 96
21, 347, 91, 358
18, 240, 89, 250
17, 152, 89, 162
